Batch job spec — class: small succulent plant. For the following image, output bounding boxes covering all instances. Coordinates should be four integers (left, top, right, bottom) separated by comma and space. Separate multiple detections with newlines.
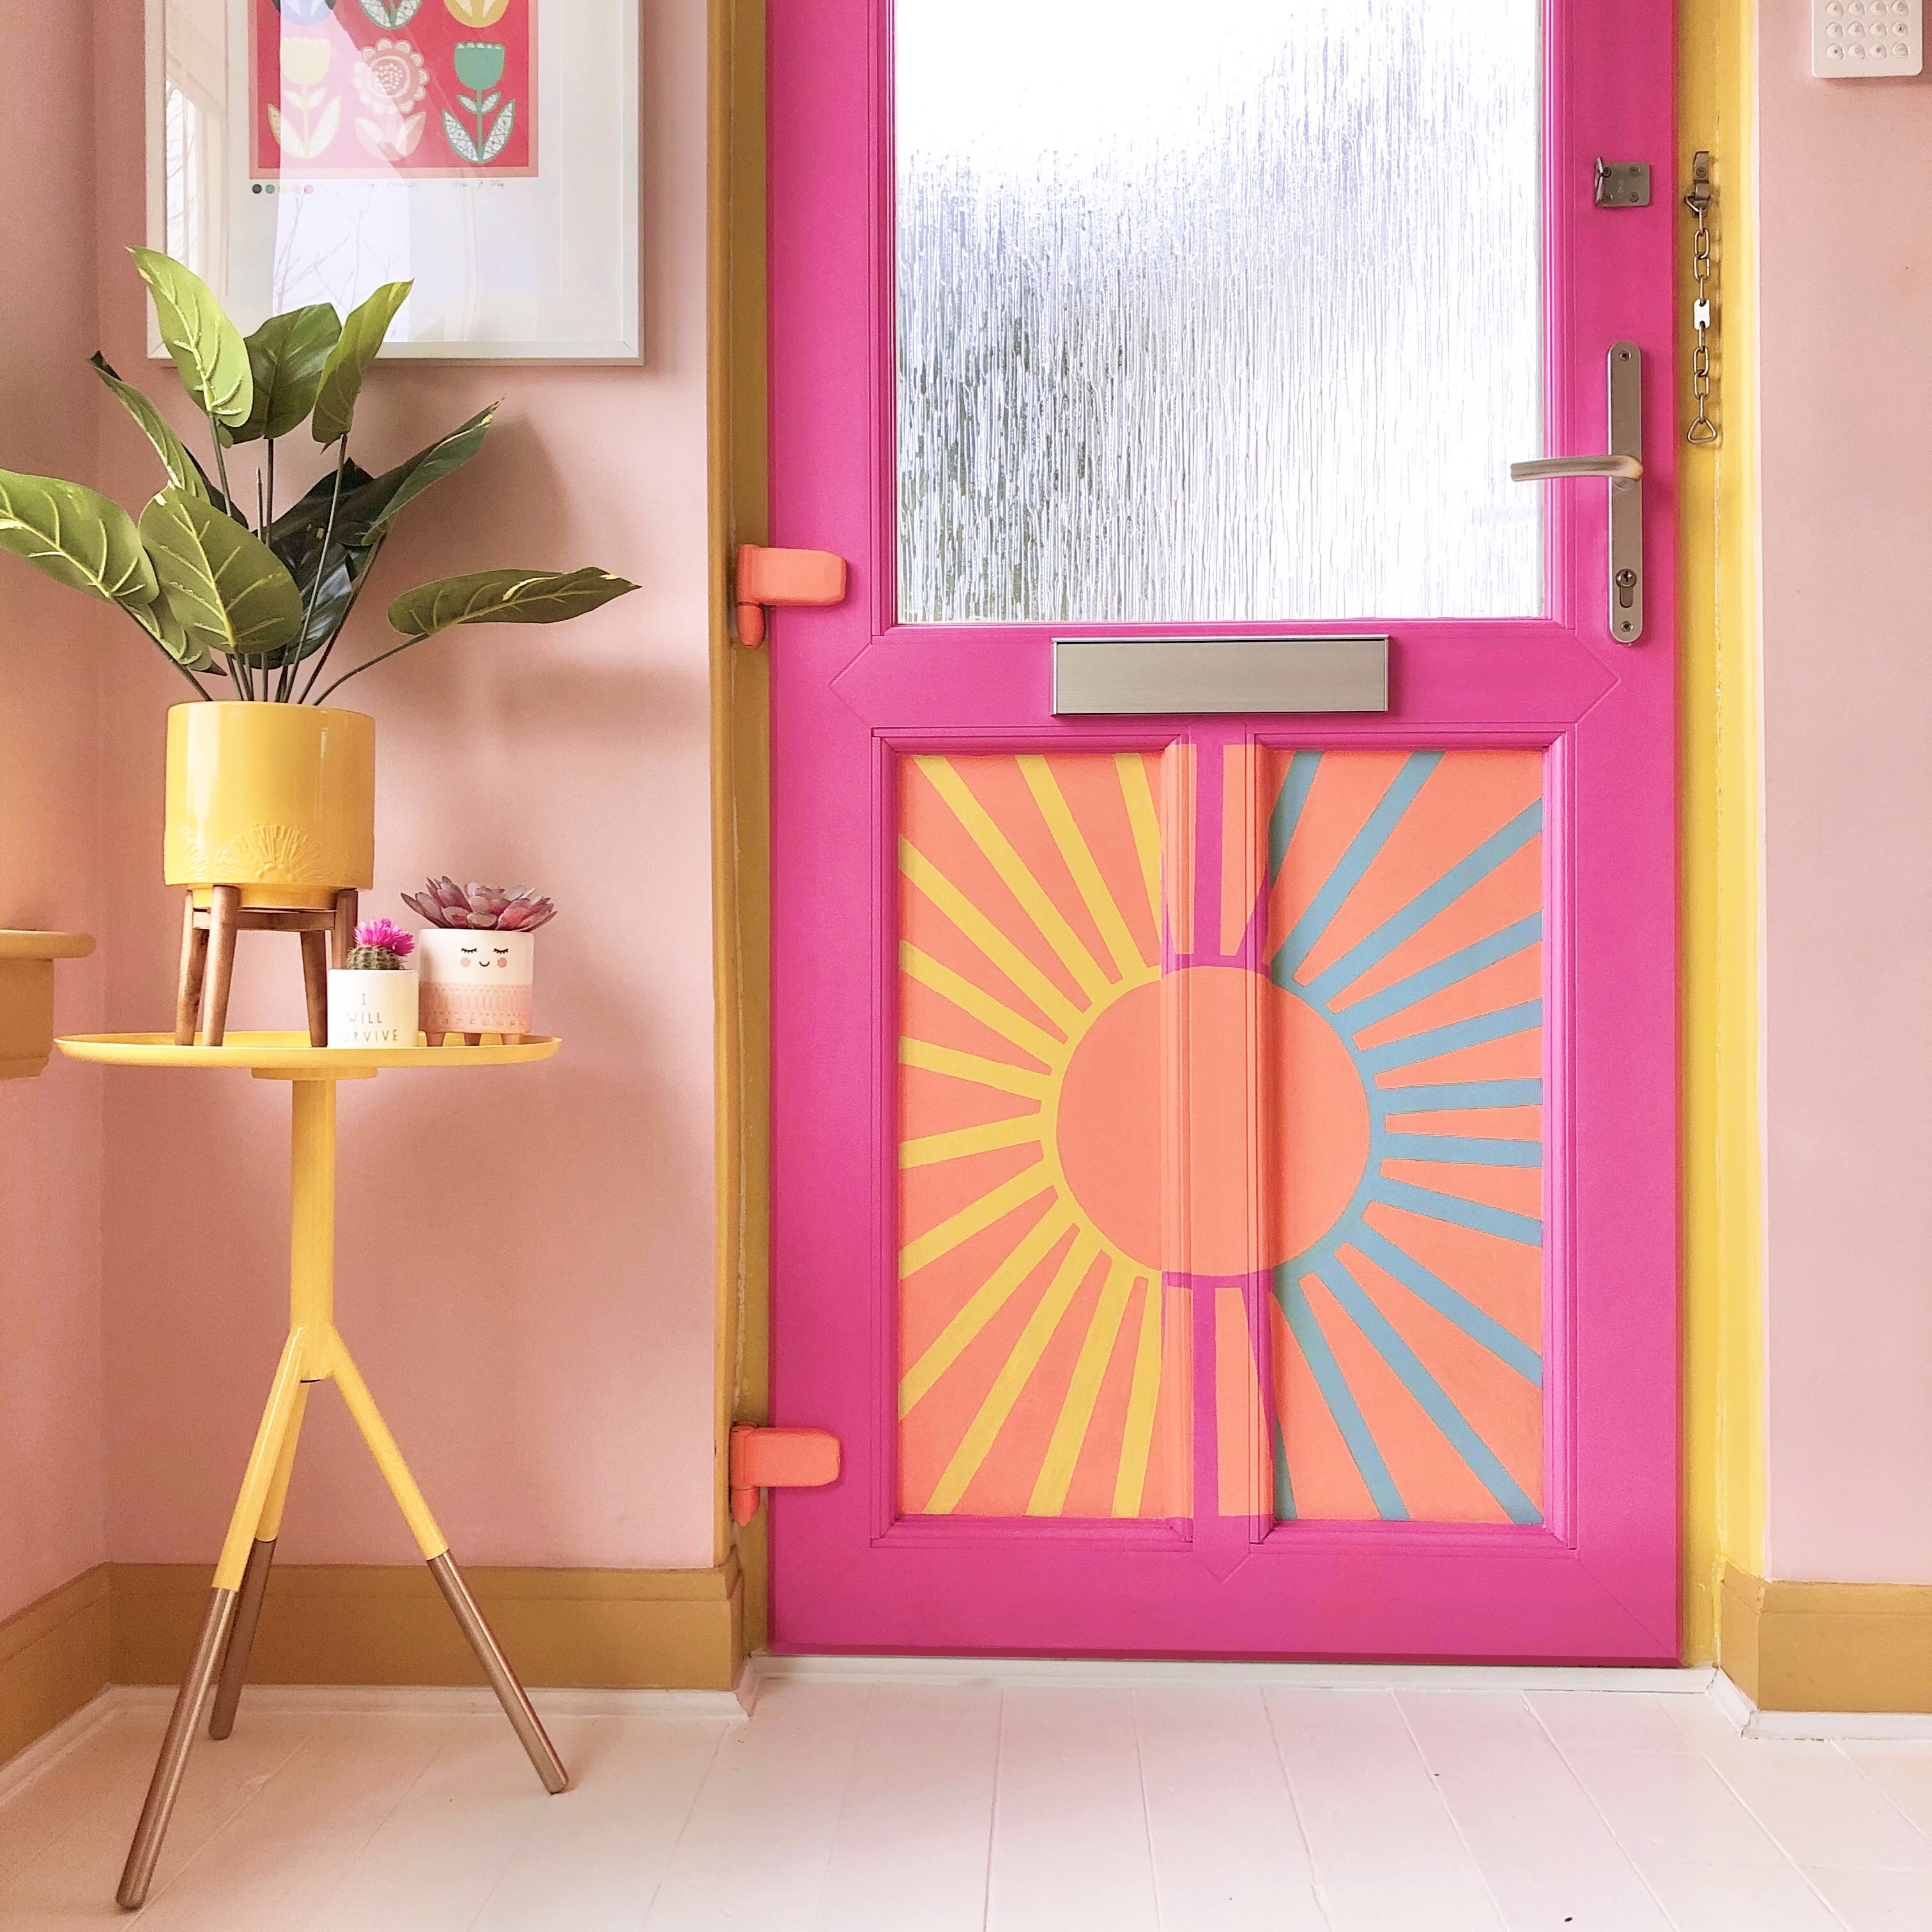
345, 918, 415, 970
402, 877, 557, 931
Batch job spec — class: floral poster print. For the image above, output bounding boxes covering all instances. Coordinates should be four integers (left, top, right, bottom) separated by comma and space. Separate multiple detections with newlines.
251, 0, 537, 180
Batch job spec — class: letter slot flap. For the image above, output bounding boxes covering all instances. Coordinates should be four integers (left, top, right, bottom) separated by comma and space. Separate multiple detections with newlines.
1052, 634, 1390, 716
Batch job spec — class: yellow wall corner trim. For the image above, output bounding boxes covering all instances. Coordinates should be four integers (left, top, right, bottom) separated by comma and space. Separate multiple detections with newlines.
1721, 1568, 1932, 1714
1678, 0, 1765, 1667
0, 1568, 112, 1767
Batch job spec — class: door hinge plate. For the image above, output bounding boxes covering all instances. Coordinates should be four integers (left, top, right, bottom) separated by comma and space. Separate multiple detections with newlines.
730, 1423, 841, 1524
734, 545, 848, 648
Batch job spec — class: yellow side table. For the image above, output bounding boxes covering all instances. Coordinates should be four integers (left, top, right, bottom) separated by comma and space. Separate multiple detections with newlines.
56, 1031, 571, 1912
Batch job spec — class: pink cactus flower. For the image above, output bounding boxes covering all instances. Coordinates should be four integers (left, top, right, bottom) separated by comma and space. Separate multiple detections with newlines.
354, 918, 416, 958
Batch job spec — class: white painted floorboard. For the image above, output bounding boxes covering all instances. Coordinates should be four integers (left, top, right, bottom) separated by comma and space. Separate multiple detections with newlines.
4, 1680, 1931, 1929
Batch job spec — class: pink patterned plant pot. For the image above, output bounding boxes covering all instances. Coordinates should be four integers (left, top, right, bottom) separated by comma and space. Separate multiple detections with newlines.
415, 927, 535, 1038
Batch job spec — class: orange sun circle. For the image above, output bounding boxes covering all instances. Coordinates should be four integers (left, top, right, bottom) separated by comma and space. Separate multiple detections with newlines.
1052, 965, 1370, 1277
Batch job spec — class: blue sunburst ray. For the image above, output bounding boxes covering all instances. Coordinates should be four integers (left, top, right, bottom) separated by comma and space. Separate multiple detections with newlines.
1303, 800, 1544, 1008
1334, 914, 1542, 1032
1271, 753, 1441, 981
1315, 1258, 1542, 1525
1372, 1177, 1543, 1248
1266, 751, 1322, 887
1347, 1222, 1542, 1385
1379, 1078, 1544, 1112
1383, 1133, 1542, 1168
1276, 1273, 1408, 1520
1358, 1000, 1542, 1075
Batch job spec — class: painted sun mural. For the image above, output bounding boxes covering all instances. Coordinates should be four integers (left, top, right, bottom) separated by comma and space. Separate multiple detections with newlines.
896, 746, 1545, 1527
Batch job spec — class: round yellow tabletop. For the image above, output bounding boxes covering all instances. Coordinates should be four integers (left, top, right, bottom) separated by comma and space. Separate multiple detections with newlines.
57, 1031, 560, 1078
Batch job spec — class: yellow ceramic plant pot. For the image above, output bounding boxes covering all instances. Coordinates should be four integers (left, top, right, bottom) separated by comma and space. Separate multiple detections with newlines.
164, 705, 375, 912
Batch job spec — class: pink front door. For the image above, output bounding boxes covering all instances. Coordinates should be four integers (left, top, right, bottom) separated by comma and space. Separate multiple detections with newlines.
767, 0, 1678, 1661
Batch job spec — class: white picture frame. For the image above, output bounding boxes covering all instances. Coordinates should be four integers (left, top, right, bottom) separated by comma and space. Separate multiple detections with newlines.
146, 0, 640, 362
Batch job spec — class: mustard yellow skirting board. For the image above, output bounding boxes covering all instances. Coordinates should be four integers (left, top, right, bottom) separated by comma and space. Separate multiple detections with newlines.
0, 1569, 112, 1767
1721, 1566, 1932, 1713
109, 1554, 742, 1695
2, 1556, 741, 1768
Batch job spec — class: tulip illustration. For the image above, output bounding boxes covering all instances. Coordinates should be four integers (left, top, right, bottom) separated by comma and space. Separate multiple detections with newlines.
268, 33, 342, 159
444, 41, 515, 164
452, 40, 506, 90
444, 0, 511, 24
279, 35, 333, 86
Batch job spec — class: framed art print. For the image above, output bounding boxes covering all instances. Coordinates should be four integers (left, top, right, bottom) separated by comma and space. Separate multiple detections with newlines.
146, 0, 640, 360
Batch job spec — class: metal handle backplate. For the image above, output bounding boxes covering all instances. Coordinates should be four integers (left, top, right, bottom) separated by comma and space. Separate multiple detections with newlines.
1510, 342, 1644, 644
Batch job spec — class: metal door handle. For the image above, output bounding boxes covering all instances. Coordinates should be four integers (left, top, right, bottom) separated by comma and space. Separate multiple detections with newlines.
1510, 342, 1644, 643
1508, 454, 1642, 482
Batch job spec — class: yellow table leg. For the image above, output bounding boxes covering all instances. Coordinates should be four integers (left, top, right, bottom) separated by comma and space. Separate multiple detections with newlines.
118, 1073, 567, 1912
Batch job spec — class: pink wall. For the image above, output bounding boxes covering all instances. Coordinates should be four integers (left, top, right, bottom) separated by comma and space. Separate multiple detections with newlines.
82, 0, 717, 1575
1758, 0, 1932, 1583
0, 6, 109, 1623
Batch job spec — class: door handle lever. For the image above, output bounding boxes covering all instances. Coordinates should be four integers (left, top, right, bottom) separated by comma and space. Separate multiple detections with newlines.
1508, 454, 1642, 482
1510, 342, 1644, 644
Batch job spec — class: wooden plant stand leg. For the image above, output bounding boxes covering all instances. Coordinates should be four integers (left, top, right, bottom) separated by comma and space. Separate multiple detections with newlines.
173, 893, 209, 1046
299, 930, 330, 1048
331, 888, 359, 970
198, 886, 242, 1048
208, 1383, 309, 1741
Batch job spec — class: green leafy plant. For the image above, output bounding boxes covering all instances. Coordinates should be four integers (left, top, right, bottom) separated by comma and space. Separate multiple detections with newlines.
0, 250, 637, 703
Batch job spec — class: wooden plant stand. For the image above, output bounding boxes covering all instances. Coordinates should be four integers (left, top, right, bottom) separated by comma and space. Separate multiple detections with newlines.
174, 888, 360, 1048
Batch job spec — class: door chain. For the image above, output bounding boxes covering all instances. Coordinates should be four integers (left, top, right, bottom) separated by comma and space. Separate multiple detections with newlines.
1684, 151, 1719, 447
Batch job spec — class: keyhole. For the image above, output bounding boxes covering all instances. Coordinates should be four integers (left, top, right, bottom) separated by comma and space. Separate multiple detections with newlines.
1615, 567, 1637, 609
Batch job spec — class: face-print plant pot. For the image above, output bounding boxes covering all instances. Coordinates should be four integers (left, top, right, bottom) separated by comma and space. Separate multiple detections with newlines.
415, 927, 535, 1041
326, 969, 420, 1050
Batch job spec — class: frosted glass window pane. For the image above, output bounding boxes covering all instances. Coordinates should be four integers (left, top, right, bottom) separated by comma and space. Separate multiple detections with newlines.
894, 0, 1542, 625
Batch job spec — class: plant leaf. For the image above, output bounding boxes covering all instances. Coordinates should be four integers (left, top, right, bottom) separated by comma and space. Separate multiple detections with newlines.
443, 111, 481, 164
0, 466, 158, 608
259, 461, 379, 669
389, 567, 638, 638
140, 486, 304, 658
481, 98, 515, 164
129, 585, 214, 670
128, 248, 254, 429
89, 353, 218, 505
310, 280, 411, 444
360, 401, 498, 538
233, 304, 342, 443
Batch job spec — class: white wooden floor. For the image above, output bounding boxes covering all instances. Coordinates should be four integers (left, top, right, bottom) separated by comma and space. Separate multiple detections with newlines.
4, 1675, 1931, 1929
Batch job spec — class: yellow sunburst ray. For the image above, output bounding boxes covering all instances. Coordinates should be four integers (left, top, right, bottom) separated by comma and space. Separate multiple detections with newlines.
914, 756, 1113, 1002
1027, 1257, 1138, 1515
1018, 757, 1151, 981
900, 1114, 1046, 1170
923, 1227, 1102, 1514
900, 941, 1065, 1064
1116, 754, 1165, 933
900, 1203, 1077, 1414
899, 1038, 1050, 1100
898, 1160, 1054, 1279
900, 839, 1085, 1033
1111, 1277, 1166, 1517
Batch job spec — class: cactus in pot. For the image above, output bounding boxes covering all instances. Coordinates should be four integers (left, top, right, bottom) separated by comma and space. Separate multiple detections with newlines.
344, 919, 415, 971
